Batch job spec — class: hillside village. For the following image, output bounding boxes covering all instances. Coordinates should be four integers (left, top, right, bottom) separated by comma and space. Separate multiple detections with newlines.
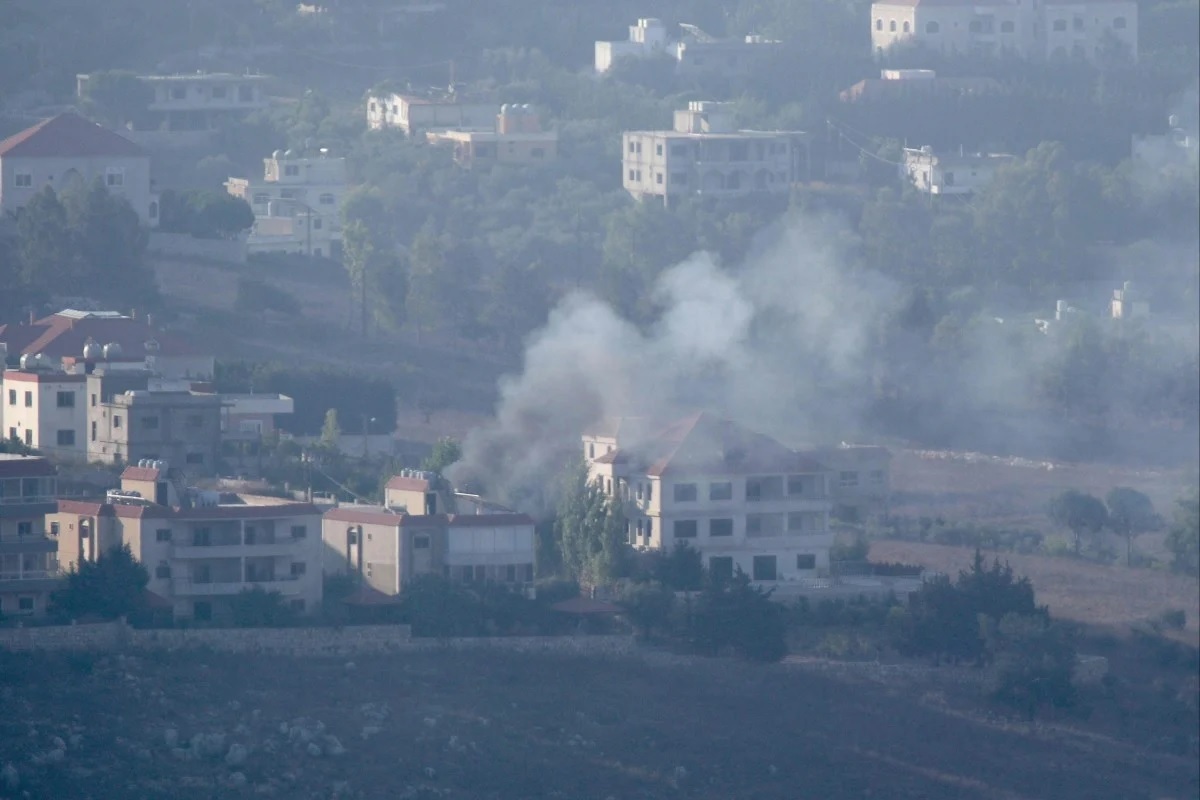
0, 1, 1197, 798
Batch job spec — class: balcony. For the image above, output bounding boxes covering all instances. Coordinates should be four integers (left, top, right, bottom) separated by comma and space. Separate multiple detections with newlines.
172, 575, 302, 597
0, 535, 58, 554
0, 569, 61, 592
172, 539, 303, 559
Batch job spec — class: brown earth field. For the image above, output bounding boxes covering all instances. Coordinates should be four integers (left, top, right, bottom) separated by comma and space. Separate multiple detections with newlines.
2, 647, 1197, 800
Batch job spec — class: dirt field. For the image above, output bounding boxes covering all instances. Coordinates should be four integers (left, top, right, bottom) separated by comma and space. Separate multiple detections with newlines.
2, 647, 1196, 800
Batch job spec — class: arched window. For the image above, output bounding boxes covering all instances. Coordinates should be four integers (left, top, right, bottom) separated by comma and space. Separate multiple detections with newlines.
903, 21, 911, 32
889, 19, 897, 31
925, 21, 940, 33
1001, 21, 1015, 33
1112, 16, 1126, 29
1052, 19, 1067, 31
875, 18, 883, 31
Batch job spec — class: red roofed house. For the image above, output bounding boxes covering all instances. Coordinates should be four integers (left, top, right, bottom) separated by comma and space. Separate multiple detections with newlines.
0, 112, 157, 225
321, 470, 535, 597
584, 412, 834, 584
49, 465, 323, 623
870, 0, 1137, 63
0, 454, 60, 618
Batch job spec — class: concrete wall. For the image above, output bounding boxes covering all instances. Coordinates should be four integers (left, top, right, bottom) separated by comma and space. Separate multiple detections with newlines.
148, 232, 247, 264
0, 621, 635, 657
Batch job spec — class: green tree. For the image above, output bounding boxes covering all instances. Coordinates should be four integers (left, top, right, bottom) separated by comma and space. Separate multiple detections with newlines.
400, 574, 482, 637
183, 191, 255, 239
231, 587, 298, 627
52, 544, 148, 621
690, 570, 788, 662
421, 437, 463, 474
982, 613, 1077, 720
1047, 489, 1109, 557
342, 215, 408, 337
60, 179, 154, 304
320, 408, 341, 448
15, 186, 80, 288
79, 70, 152, 129
554, 460, 629, 587
651, 542, 705, 591
1165, 489, 1199, 576
618, 581, 675, 641
1104, 487, 1158, 566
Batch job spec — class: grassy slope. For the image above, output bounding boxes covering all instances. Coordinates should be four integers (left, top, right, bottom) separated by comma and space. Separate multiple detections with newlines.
2, 648, 1196, 800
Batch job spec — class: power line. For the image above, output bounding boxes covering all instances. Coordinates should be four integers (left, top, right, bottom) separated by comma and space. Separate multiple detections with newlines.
825, 118, 908, 167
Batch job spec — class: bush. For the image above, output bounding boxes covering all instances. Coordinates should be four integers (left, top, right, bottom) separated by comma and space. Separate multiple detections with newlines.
231, 587, 298, 628
617, 581, 675, 641
399, 575, 483, 638
690, 571, 788, 663
983, 613, 1077, 720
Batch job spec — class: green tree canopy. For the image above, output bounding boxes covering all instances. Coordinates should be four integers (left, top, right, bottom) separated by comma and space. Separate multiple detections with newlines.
1165, 488, 1199, 576
1105, 487, 1158, 566
79, 70, 152, 129
554, 460, 629, 587
52, 544, 149, 621
1048, 490, 1109, 556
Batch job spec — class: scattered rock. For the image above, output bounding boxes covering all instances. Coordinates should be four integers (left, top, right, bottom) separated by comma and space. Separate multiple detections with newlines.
324, 736, 346, 757
360, 726, 381, 740
344, 662, 357, 672
1, 763, 18, 791
423, 718, 438, 729
768, 764, 779, 776
225, 744, 249, 767
163, 728, 179, 749
228, 700, 242, 711
227, 771, 247, 788
50, 736, 66, 751
672, 766, 689, 782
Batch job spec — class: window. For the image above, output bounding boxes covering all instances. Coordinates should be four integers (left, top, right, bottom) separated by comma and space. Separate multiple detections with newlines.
312, 218, 322, 230
796, 554, 817, 570
839, 471, 859, 488
18, 597, 34, 612
15, 172, 33, 188
113, 415, 122, 429
709, 518, 733, 537
7, 390, 14, 405
475, 565, 486, 582
211, 86, 227, 99
588, 443, 595, 459
670, 144, 688, 157
746, 513, 784, 538
752, 555, 777, 581
645, 519, 653, 539
787, 475, 807, 496
91, 421, 97, 442
17, 521, 32, 537
1001, 20, 1015, 33
889, 20, 897, 31
969, 20, 982, 32
1113, 16, 1126, 29
944, 171, 955, 187
365, 562, 374, 578
291, 525, 307, 539
746, 476, 783, 501
192, 527, 212, 546
252, 192, 270, 204
239, 86, 254, 102
673, 483, 697, 502
318, 193, 335, 205
709, 482, 733, 501
1053, 19, 1067, 31
414, 535, 430, 549
925, 21, 939, 33
187, 414, 204, 428
56, 390, 74, 408
142, 416, 159, 429
155, 528, 171, 542
56, 430, 75, 447
903, 21, 910, 32
50, 522, 59, 536
23, 430, 31, 446
284, 164, 300, 176
655, 143, 663, 156
628, 169, 636, 181
244, 525, 257, 545
656, 173, 663, 185
347, 527, 359, 545
646, 483, 652, 502
787, 512, 811, 534
185, 453, 204, 465
7, 428, 15, 441
369, 102, 377, 112
673, 520, 698, 539
105, 169, 124, 187
1073, 16, 1083, 31
710, 556, 734, 581
155, 564, 171, 579
875, 18, 883, 31
290, 562, 307, 576
24, 391, 32, 408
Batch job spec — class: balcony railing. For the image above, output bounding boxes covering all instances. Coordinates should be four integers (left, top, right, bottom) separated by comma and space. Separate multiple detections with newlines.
172, 575, 301, 596
172, 539, 304, 559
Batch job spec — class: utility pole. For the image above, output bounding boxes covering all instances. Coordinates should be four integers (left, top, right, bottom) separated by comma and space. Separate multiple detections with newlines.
361, 257, 368, 339
361, 415, 375, 460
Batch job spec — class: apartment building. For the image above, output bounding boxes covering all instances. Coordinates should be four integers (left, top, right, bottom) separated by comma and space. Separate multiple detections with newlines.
366, 92, 496, 136
425, 104, 558, 169
321, 471, 535, 596
76, 72, 269, 133
870, 0, 1138, 63
0, 112, 157, 225
86, 370, 223, 473
595, 18, 674, 73
1, 360, 86, 457
51, 464, 323, 622
0, 455, 59, 619
225, 149, 347, 258
810, 445, 893, 522
622, 101, 810, 205
595, 19, 780, 77
0, 309, 214, 380
902, 145, 1016, 195
585, 413, 834, 583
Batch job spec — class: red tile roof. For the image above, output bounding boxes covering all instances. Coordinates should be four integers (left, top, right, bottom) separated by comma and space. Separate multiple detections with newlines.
120, 466, 163, 482
0, 113, 144, 159
0, 455, 56, 478
0, 312, 202, 360
385, 476, 433, 492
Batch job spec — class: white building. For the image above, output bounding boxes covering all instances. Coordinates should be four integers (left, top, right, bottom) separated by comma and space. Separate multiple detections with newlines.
76, 72, 269, 137
622, 101, 810, 204
901, 145, 1015, 195
595, 18, 674, 73
870, 0, 1138, 63
1, 361, 86, 457
0, 454, 60, 619
595, 19, 781, 76
0, 113, 157, 225
425, 104, 558, 169
366, 92, 496, 136
585, 413, 835, 584
225, 149, 347, 258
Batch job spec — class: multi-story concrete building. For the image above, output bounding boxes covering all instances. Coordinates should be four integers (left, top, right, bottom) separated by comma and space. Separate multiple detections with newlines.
810, 444, 893, 523
0, 454, 59, 619
1, 359, 86, 457
51, 464, 323, 623
86, 370, 223, 473
366, 92, 496, 136
75, 72, 270, 133
595, 19, 780, 77
225, 149, 347, 258
870, 0, 1138, 63
425, 104, 558, 169
321, 471, 536, 596
0, 113, 157, 225
622, 101, 810, 205
0, 309, 214, 380
595, 18, 674, 73
901, 145, 1016, 195
839, 68, 1002, 102
585, 413, 834, 583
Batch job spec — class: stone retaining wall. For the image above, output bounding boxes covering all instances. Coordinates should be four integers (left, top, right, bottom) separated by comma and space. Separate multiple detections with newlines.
0, 622, 634, 658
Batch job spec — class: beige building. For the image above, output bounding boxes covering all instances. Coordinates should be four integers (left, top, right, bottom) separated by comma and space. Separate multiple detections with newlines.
902, 145, 1016, 195
0, 455, 59, 619
1, 362, 86, 457
366, 92, 496, 136
426, 105, 558, 169
86, 370, 223, 473
585, 413, 834, 583
225, 149, 347, 259
0, 112, 157, 225
595, 18, 674, 73
870, 0, 1137, 63
321, 471, 535, 596
51, 465, 323, 623
622, 101, 810, 205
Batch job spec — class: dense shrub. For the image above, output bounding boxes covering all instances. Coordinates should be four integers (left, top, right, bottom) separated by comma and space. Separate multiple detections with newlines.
982, 613, 1077, 720
231, 587, 298, 628
690, 572, 788, 663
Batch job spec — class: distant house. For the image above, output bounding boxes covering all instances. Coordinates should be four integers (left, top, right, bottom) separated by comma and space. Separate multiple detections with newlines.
901, 145, 1015, 195
839, 69, 1001, 103
366, 92, 496, 136
425, 104, 558, 169
595, 18, 674, 73
0, 112, 157, 225
595, 19, 780, 77
0, 454, 59, 619
870, 0, 1137, 63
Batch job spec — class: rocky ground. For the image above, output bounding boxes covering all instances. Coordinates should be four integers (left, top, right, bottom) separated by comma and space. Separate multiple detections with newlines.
1, 646, 1197, 800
